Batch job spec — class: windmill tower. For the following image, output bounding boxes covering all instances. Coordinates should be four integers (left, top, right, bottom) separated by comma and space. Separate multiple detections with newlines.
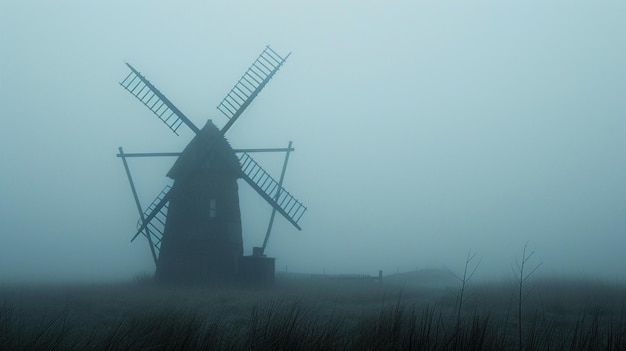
117, 46, 306, 285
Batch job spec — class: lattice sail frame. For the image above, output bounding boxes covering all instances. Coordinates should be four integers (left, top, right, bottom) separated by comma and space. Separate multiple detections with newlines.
218, 46, 291, 133
120, 63, 199, 135
135, 185, 171, 252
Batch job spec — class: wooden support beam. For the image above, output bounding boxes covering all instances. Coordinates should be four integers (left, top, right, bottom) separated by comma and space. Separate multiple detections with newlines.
115, 147, 295, 158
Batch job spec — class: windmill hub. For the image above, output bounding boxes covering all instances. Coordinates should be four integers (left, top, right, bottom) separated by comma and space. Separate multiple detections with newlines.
117, 46, 306, 286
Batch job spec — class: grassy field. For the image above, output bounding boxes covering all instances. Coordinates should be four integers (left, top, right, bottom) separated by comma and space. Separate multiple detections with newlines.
1, 270, 625, 350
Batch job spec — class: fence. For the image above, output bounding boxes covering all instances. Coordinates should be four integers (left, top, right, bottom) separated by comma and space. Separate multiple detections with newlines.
276, 270, 383, 284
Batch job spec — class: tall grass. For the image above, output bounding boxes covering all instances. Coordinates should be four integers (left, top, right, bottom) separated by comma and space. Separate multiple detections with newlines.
2, 278, 626, 350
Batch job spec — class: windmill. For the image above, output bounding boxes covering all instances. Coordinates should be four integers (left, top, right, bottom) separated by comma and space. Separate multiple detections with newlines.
116, 46, 306, 285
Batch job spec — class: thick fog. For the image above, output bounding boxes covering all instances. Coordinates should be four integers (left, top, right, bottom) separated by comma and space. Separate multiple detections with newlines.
1, 2, 625, 283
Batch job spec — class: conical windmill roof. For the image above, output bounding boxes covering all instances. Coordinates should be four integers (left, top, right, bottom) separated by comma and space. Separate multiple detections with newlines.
166, 120, 241, 180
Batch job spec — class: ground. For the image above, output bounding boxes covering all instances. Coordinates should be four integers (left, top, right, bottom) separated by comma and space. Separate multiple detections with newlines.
1, 270, 625, 350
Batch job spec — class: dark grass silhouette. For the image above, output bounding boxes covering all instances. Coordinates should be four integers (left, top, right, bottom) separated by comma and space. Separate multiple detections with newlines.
2, 273, 626, 350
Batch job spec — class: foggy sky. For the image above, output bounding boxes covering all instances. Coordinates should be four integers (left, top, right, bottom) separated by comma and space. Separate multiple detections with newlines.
1, 1, 626, 283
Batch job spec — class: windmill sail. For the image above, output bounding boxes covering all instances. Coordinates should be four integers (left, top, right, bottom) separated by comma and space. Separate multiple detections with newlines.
218, 46, 291, 133
133, 185, 171, 252
120, 63, 200, 135
239, 153, 306, 230
132, 186, 171, 243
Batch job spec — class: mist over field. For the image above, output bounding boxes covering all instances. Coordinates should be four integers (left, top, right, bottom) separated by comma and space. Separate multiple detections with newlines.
1, 1, 626, 284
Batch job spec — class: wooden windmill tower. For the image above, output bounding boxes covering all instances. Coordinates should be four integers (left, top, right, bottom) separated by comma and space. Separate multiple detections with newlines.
117, 46, 306, 285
